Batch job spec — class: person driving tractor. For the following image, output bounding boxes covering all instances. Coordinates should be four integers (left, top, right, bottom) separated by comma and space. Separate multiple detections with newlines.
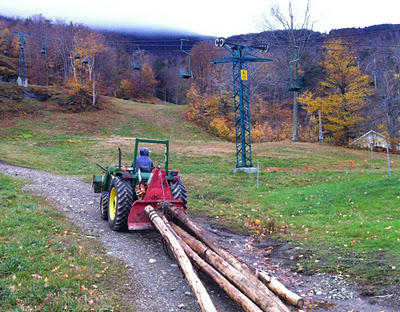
135, 147, 153, 172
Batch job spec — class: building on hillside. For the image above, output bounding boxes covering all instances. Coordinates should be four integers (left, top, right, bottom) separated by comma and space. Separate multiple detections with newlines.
350, 130, 400, 150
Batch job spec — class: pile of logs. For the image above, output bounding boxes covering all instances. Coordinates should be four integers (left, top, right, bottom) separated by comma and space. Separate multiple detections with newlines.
144, 203, 304, 312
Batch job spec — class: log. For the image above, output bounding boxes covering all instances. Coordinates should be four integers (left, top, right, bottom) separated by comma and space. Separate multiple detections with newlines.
162, 217, 263, 312
167, 205, 303, 309
258, 271, 304, 309
144, 205, 217, 312
171, 223, 290, 312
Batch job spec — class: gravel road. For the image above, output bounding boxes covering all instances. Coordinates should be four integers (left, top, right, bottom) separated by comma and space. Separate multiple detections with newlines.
0, 161, 397, 312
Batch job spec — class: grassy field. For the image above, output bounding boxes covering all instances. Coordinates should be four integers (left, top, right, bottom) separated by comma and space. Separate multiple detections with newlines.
1, 87, 399, 299
0, 174, 134, 311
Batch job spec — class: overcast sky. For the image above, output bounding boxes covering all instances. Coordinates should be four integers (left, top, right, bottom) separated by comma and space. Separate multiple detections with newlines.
0, 0, 399, 37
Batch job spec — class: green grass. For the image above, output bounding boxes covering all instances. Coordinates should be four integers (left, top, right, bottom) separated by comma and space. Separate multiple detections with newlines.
95, 98, 211, 140
0, 174, 134, 311
262, 173, 399, 283
0, 92, 399, 293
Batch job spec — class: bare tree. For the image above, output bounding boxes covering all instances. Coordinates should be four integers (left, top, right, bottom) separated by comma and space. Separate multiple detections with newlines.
259, 0, 316, 141
362, 30, 400, 148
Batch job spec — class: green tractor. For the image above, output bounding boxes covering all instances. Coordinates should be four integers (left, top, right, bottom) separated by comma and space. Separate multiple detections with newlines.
92, 138, 187, 231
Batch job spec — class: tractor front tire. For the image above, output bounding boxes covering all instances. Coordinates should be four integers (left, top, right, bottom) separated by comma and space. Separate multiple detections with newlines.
170, 179, 187, 211
108, 177, 133, 231
100, 191, 109, 220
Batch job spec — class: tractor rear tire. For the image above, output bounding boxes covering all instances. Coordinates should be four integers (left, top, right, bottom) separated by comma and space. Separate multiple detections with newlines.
100, 191, 109, 220
170, 179, 187, 211
108, 177, 133, 231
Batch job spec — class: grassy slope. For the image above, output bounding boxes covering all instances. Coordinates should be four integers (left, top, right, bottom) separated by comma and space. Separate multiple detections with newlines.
1, 85, 399, 293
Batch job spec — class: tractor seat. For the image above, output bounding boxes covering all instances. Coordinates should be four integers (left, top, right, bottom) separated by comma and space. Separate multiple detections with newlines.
139, 166, 153, 173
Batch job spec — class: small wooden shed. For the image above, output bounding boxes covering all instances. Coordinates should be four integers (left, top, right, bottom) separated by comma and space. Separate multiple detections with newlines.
351, 130, 400, 150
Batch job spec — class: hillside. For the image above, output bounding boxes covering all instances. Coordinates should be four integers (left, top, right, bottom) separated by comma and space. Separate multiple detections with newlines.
0, 82, 209, 140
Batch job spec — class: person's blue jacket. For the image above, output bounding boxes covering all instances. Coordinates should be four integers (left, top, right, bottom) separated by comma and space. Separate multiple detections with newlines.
135, 148, 153, 172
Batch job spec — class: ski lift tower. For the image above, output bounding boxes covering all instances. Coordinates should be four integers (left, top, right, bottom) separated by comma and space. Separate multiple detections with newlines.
212, 38, 271, 172
15, 32, 30, 87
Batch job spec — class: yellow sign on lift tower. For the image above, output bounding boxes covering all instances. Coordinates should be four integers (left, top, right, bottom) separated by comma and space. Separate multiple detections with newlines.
240, 69, 248, 81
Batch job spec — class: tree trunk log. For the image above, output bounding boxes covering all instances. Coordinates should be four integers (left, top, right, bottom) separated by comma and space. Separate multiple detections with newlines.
166, 205, 302, 308
144, 206, 217, 312
161, 217, 263, 312
258, 271, 304, 309
171, 223, 289, 312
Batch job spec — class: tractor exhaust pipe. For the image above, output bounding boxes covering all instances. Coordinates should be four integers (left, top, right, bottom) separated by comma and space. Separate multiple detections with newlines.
118, 147, 122, 168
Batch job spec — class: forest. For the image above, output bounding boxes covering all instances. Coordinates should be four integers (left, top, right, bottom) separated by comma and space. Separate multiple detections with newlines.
1, 13, 400, 147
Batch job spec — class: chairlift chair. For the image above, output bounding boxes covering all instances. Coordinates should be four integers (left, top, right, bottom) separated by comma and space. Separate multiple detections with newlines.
293, 77, 303, 91
82, 47, 91, 64
287, 46, 302, 92
132, 46, 141, 70
287, 79, 303, 92
180, 68, 193, 79
133, 61, 141, 70
179, 39, 193, 79
40, 36, 47, 54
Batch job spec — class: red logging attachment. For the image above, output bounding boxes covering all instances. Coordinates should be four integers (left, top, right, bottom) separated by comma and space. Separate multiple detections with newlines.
127, 168, 185, 230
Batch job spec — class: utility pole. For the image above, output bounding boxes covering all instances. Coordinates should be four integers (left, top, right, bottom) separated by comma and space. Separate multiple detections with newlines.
15, 32, 30, 87
318, 109, 323, 142
212, 38, 271, 172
